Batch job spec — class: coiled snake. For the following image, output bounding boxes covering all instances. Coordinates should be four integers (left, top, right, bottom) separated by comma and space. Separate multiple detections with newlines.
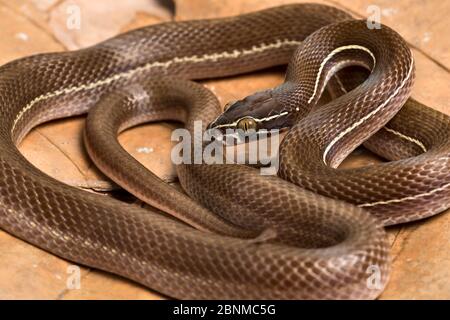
0, 4, 449, 299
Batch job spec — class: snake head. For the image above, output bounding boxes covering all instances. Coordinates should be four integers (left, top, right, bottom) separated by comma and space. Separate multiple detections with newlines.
207, 89, 291, 143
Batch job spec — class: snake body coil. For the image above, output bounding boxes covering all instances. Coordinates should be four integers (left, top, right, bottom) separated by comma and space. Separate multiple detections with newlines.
0, 4, 449, 299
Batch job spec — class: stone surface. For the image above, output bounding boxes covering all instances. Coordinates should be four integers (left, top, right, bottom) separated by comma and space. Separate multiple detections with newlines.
0, 0, 448, 299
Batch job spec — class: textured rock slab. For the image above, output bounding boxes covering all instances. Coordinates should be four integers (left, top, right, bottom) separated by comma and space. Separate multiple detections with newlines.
0, 0, 448, 299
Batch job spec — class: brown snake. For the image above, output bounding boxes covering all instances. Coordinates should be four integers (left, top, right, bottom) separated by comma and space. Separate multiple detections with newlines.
0, 4, 449, 299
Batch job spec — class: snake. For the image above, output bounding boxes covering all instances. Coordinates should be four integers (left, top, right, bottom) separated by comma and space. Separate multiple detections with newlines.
0, 3, 449, 299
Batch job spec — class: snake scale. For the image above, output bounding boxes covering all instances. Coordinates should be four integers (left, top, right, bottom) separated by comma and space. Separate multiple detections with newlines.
0, 4, 449, 299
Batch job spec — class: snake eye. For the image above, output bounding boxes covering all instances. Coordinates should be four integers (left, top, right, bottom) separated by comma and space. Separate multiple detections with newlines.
236, 117, 258, 133
224, 100, 238, 111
